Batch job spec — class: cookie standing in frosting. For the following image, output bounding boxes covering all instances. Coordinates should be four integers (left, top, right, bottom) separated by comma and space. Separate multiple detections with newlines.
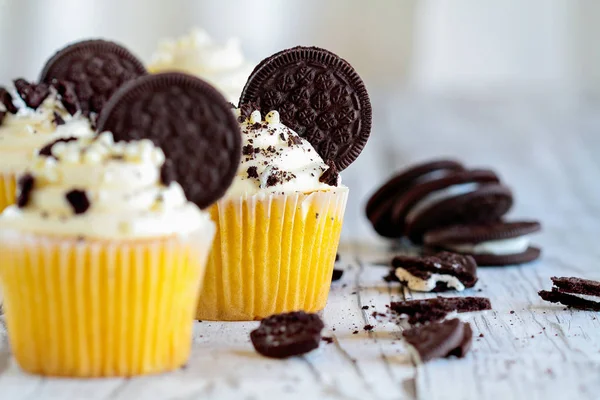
2, 132, 208, 240
0, 80, 93, 174
226, 108, 340, 198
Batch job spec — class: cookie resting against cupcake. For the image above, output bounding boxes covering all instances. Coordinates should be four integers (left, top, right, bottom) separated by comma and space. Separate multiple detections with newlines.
196, 46, 372, 321
0, 38, 241, 378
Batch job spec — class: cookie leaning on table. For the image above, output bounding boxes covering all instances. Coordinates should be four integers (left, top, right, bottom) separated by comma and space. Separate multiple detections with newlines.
0, 71, 242, 378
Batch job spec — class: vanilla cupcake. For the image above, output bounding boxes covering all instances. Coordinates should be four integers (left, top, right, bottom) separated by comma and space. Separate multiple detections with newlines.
197, 108, 348, 320
197, 46, 372, 321
148, 28, 253, 103
0, 80, 93, 212
0, 72, 241, 377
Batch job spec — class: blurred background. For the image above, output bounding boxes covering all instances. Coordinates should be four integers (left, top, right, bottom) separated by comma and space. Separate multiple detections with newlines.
1, 0, 599, 240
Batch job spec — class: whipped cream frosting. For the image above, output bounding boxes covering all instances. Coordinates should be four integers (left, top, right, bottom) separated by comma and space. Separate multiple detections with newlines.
0, 88, 93, 173
445, 236, 530, 255
148, 28, 254, 103
0, 133, 210, 240
395, 268, 466, 292
224, 109, 340, 199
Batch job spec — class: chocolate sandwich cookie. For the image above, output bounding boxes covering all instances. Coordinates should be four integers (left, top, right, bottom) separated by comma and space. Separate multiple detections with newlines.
392, 252, 478, 292
366, 159, 465, 238
239, 46, 372, 171
96, 73, 242, 209
392, 169, 513, 243
402, 319, 473, 363
250, 311, 325, 358
40, 39, 147, 117
391, 296, 492, 325
539, 277, 600, 311
424, 221, 542, 266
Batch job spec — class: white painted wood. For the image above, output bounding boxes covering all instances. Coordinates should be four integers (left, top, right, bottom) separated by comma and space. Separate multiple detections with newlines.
0, 95, 599, 399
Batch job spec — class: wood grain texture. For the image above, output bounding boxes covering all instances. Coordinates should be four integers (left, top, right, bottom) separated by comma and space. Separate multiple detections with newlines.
0, 95, 599, 399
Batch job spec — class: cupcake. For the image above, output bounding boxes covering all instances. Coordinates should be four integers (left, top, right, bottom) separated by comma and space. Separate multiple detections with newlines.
148, 28, 253, 103
0, 72, 242, 377
196, 46, 372, 321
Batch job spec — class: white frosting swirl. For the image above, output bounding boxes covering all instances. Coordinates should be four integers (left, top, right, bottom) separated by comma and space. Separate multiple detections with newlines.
0, 133, 210, 240
224, 109, 340, 199
148, 29, 253, 103
0, 89, 94, 173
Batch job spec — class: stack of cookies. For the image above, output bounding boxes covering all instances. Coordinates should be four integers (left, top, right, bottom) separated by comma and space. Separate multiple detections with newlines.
366, 159, 542, 266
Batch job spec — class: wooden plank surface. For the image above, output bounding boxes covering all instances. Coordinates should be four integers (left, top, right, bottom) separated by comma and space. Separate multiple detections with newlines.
0, 95, 599, 399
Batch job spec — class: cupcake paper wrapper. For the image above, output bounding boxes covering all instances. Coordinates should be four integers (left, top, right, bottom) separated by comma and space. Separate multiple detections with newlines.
0, 172, 16, 213
197, 188, 348, 321
0, 223, 214, 378
0, 172, 17, 313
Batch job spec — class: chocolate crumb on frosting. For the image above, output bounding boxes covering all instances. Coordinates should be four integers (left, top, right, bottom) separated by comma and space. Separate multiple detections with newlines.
319, 162, 339, 186
38, 136, 78, 157
51, 79, 81, 116
53, 111, 65, 126
247, 166, 259, 179
66, 190, 90, 214
238, 102, 261, 122
266, 175, 280, 187
0, 87, 19, 114
160, 159, 176, 186
242, 144, 255, 156
14, 78, 51, 110
16, 174, 35, 208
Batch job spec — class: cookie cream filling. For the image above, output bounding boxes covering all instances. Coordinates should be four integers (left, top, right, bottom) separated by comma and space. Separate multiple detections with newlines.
0, 133, 210, 240
564, 292, 600, 303
0, 89, 93, 173
223, 109, 341, 199
395, 268, 465, 292
406, 182, 479, 222
148, 28, 253, 103
444, 236, 530, 255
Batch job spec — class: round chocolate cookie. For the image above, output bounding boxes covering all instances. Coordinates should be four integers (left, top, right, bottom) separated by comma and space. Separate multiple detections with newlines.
40, 39, 147, 117
468, 247, 541, 266
250, 311, 325, 359
424, 221, 541, 245
239, 46, 371, 171
406, 183, 513, 243
424, 221, 541, 266
96, 72, 242, 209
366, 159, 465, 238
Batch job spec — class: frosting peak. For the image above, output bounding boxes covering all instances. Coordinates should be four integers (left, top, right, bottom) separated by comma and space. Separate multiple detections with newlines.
224, 109, 340, 199
0, 133, 208, 240
148, 28, 253, 103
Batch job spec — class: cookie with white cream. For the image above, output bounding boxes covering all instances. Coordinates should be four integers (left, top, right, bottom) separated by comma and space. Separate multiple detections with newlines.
424, 221, 542, 266
392, 252, 478, 292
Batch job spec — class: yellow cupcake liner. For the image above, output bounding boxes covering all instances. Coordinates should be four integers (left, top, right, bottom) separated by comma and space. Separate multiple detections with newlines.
197, 188, 348, 321
0, 224, 214, 378
0, 172, 16, 213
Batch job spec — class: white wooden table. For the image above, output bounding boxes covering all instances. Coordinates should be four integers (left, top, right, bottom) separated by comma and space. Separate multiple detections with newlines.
0, 94, 599, 399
